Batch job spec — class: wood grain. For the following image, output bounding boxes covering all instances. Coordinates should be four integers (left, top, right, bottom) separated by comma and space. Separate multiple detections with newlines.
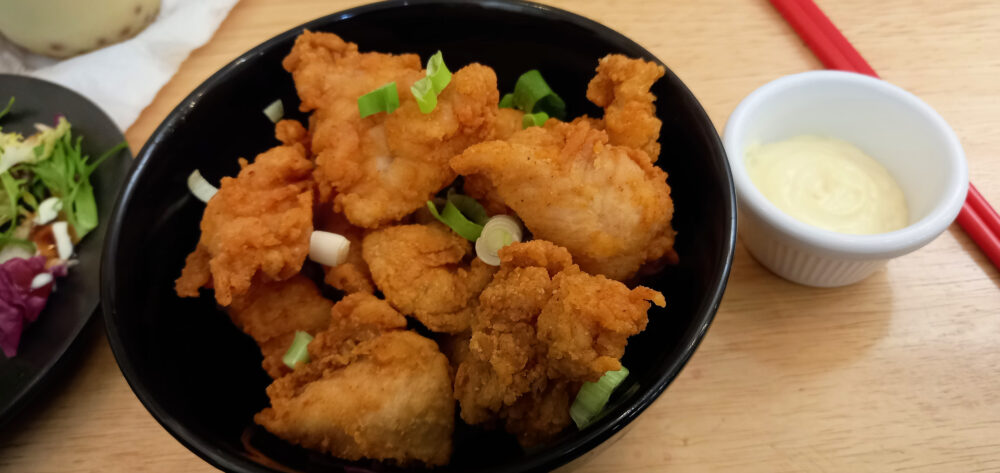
2, 0, 999, 471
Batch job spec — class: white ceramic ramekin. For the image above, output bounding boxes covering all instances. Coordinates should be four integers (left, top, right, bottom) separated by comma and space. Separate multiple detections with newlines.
723, 71, 968, 287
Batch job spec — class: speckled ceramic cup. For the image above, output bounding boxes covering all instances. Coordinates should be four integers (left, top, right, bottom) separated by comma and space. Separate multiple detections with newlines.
0, 0, 160, 58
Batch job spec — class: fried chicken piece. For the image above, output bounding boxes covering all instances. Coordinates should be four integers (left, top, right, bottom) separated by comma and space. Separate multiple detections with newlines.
462, 174, 508, 216
309, 292, 408, 357
175, 143, 314, 306
451, 119, 676, 281
315, 206, 375, 294
362, 223, 496, 333
284, 31, 498, 228
255, 293, 454, 466
227, 274, 333, 378
586, 54, 665, 162
275, 119, 310, 150
454, 241, 664, 445
538, 263, 665, 381
494, 107, 524, 140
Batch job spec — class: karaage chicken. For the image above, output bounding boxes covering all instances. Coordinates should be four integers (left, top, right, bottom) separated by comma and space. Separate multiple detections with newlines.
227, 274, 333, 378
315, 206, 375, 294
454, 240, 664, 445
255, 293, 454, 466
362, 223, 496, 333
178, 33, 679, 465
283, 31, 498, 228
175, 142, 313, 306
451, 119, 676, 281
586, 54, 665, 162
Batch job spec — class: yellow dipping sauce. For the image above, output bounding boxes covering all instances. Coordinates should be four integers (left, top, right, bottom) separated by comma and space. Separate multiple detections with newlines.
745, 135, 908, 235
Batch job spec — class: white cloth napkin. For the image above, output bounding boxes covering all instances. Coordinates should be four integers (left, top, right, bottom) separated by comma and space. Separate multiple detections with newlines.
0, 0, 240, 131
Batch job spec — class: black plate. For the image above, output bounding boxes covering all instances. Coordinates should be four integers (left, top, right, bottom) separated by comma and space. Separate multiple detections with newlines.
0, 75, 131, 427
101, 1, 736, 472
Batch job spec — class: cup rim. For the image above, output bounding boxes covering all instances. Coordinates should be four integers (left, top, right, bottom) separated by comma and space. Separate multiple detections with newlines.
723, 70, 968, 258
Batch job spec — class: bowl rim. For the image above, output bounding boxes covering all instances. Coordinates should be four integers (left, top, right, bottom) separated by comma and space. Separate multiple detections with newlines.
723, 70, 968, 259
100, 1, 737, 471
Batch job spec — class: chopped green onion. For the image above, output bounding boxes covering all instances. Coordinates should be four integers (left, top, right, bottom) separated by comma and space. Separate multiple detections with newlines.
534, 93, 567, 121
262, 99, 283, 123
499, 93, 514, 109
411, 78, 438, 114
512, 70, 566, 120
410, 51, 452, 114
426, 192, 489, 241
475, 215, 523, 266
521, 111, 549, 129
282, 331, 314, 370
570, 366, 630, 429
0, 97, 13, 121
425, 50, 452, 94
187, 169, 218, 203
446, 189, 489, 225
358, 82, 400, 118
309, 230, 350, 267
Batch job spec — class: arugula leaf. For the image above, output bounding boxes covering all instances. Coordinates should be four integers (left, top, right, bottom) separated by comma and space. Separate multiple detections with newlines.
0, 105, 126, 252
0, 171, 20, 236
29, 130, 127, 239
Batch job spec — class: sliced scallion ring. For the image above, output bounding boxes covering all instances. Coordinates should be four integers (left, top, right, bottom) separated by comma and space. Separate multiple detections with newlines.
411, 77, 438, 114
309, 231, 350, 267
475, 215, 523, 266
426, 195, 486, 242
512, 70, 566, 119
446, 189, 489, 225
358, 82, 400, 118
282, 331, 314, 369
263, 99, 284, 123
425, 50, 452, 94
570, 366, 630, 429
187, 169, 218, 203
499, 93, 514, 109
521, 111, 549, 129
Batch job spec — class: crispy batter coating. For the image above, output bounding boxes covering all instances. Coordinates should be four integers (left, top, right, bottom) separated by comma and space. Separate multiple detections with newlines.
451, 119, 676, 281
283, 31, 498, 228
255, 293, 453, 466
453, 240, 664, 446
274, 119, 310, 150
315, 207, 375, 294
586, 54, 665, 162
227, 274, 333, 378
310, 292, 408, 358
493, 107, 525, 140
175, 143, 314, 306
362, 223, 496, 333
538, 263, 665, 381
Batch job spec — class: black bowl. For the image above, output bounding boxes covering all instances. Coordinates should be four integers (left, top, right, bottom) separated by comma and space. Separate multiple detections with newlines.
0, 75, 131, 428
100, 1, 735, 471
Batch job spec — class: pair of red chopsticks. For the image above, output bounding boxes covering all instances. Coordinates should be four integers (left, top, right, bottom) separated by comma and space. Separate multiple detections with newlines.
769, 0, 1000, 270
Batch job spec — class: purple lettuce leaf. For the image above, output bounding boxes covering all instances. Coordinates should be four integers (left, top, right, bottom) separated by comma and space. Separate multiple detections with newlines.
0, 256, 62, 357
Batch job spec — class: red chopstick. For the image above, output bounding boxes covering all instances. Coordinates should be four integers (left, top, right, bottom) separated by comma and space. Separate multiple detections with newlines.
769, 0, 1000, 270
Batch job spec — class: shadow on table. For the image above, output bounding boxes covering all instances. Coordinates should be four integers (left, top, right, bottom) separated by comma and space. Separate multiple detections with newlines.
711, 242, 894, 373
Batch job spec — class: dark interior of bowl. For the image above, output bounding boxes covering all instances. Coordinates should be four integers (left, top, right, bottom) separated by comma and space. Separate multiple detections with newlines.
101, 1, 735, 472
0, 75, 131, 428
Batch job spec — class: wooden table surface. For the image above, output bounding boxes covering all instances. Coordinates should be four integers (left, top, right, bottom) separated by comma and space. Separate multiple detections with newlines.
2, 0, 999, 471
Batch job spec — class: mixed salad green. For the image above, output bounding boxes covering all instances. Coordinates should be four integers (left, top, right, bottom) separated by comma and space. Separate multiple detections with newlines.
0, 97, 126, 357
